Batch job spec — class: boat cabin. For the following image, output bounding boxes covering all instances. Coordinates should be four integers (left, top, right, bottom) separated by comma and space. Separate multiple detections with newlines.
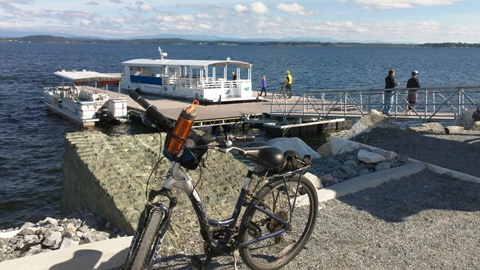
120, 48, 253, 103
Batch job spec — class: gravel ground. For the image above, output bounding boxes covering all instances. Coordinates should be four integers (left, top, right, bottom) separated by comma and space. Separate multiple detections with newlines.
145, 127, 480, 269
351, 127, 480, 178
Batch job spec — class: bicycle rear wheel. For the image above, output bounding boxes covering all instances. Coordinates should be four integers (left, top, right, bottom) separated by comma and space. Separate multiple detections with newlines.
239, 174, 318, 270
124, 208, 166, 270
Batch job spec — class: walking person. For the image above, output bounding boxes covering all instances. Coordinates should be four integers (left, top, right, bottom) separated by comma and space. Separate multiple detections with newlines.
231, 71, 237, 87
406, 70, 420, 115
285, 70, 293, 98
260, 75, 267, 96
383, 69, 400, 115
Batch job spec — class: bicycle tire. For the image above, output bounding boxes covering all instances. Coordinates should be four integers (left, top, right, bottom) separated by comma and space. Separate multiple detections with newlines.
239, 174, 318, 270
124, 208, 165, 270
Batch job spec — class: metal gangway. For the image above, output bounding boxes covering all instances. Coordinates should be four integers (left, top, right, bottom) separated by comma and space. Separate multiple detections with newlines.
268, 84, 480, 124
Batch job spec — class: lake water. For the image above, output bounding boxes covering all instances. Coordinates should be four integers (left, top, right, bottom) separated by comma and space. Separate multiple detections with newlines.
1, 42, 479, 229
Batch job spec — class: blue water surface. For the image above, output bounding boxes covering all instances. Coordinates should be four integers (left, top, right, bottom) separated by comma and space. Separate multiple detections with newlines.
0, 42, 479, 229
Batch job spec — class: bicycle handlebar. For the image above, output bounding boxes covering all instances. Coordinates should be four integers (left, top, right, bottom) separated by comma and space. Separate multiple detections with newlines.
211, 134, 255, 142
129, 91, 173, 132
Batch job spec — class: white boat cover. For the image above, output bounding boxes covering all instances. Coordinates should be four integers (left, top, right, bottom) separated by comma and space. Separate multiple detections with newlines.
54, 70, 121, 83
121, 59, 252, 68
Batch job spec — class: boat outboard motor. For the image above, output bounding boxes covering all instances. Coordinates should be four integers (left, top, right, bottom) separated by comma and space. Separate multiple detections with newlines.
98, 105, 111, 122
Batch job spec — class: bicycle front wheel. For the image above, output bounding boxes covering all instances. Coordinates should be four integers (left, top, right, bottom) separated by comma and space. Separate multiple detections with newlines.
124, 208, 165, 270
239, 174, 318, 270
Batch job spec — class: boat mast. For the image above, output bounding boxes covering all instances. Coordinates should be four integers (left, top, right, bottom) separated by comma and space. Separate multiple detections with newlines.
158, 47, 167, 60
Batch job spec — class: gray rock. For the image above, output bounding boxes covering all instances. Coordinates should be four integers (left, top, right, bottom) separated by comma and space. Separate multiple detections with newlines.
454, 110, 474, 128
344, 109, 396, 139
358, 149, 386, 163
59, 238, 80, 249
375, 162, 392, 171
39, 217, 58, 227
0, 208, 125, 262
42, 231, 62, 248
445, 125, 467, 134
407, 122, 446, 134
472, 121, 480, 131
268, 137, 321, 159
317, 142, 332, 157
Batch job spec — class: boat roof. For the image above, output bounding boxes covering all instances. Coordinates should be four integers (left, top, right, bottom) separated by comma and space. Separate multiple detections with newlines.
121, 59, 252, 69
54, 70, 121, 83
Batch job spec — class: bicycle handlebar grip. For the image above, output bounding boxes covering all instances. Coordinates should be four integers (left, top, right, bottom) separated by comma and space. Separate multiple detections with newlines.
129, 91, 150, 109
129, 92, 173, 131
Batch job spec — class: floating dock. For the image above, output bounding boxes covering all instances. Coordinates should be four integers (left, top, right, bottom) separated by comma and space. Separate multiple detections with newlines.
124, 90, 347, 136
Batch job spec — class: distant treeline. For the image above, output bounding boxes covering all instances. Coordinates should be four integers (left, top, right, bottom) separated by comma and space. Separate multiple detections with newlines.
1, 35, 479, 48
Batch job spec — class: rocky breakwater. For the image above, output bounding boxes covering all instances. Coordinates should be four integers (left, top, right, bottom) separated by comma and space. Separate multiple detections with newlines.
313, 110, 410, 187
0, 208, 123, 262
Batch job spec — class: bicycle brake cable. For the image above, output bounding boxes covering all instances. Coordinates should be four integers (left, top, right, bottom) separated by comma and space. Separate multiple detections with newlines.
145, 156, 166, 199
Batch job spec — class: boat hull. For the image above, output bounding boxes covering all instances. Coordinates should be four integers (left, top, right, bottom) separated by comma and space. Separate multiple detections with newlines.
43, 86, 128, 128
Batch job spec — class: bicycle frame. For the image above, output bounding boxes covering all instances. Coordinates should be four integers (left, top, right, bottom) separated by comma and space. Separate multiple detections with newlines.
156, 147, 307, 254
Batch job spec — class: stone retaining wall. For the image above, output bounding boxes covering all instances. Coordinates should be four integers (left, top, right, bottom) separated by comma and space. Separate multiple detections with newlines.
62, 131, 251, 249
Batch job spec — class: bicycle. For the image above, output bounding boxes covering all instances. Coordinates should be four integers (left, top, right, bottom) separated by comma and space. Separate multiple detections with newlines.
123, 92, 319, 270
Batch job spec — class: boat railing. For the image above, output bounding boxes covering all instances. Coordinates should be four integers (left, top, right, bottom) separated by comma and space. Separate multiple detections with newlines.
202, 79, 249, 90
268, 84, 480, 122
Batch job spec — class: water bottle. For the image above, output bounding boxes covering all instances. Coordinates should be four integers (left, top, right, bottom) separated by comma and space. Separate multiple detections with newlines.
165, 100, 199, 156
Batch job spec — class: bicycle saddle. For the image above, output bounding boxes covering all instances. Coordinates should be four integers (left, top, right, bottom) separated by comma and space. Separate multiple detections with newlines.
242, 142, 284, 170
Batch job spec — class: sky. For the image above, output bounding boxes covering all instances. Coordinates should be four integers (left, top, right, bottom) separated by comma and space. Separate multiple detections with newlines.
0, 0, 479, 43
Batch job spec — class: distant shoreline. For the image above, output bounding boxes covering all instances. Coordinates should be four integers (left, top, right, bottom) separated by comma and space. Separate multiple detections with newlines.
1, 35, 479, 48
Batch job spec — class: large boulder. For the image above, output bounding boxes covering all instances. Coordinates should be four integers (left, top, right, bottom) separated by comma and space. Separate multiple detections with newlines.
268, 137, 321, 159
329, 137, 361, 155
454, 110, 474, 128
343, 109, 395, 140
406, 122, 445, 134
317, 142, 331, 157
445, 125, 466, 134
472, 121, 480, 131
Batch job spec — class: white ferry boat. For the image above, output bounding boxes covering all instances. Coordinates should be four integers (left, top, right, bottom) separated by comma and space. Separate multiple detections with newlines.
120, 48, 254, 103
43, 70, 128, 127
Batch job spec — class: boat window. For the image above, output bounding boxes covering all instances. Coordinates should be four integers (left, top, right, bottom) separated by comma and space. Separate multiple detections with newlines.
191, 68, 201, 79
150, 66, 164, 77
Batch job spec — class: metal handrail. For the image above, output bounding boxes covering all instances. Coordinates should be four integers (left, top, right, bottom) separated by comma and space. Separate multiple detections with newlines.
268, 85, 480, 122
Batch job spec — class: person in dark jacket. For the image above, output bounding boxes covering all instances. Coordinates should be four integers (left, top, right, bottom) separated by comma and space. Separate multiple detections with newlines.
383, 69, 400, 115
406, 70, 420, 115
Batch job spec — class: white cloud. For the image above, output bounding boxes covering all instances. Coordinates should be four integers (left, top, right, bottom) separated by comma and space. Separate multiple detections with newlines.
339, 0, 459, 9
81, 20, 92, 26
136, 2, 153, 12
0, 0, 33, 3
198, 23, 211, 30
109, 17, 125, 24
156, 14, 195, 23
251, 2, 269, 14
277, 3, 313, 15
235, 4, 248, 13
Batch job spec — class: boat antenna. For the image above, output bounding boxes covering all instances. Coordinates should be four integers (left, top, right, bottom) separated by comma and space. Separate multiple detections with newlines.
158, 47, 167, 60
